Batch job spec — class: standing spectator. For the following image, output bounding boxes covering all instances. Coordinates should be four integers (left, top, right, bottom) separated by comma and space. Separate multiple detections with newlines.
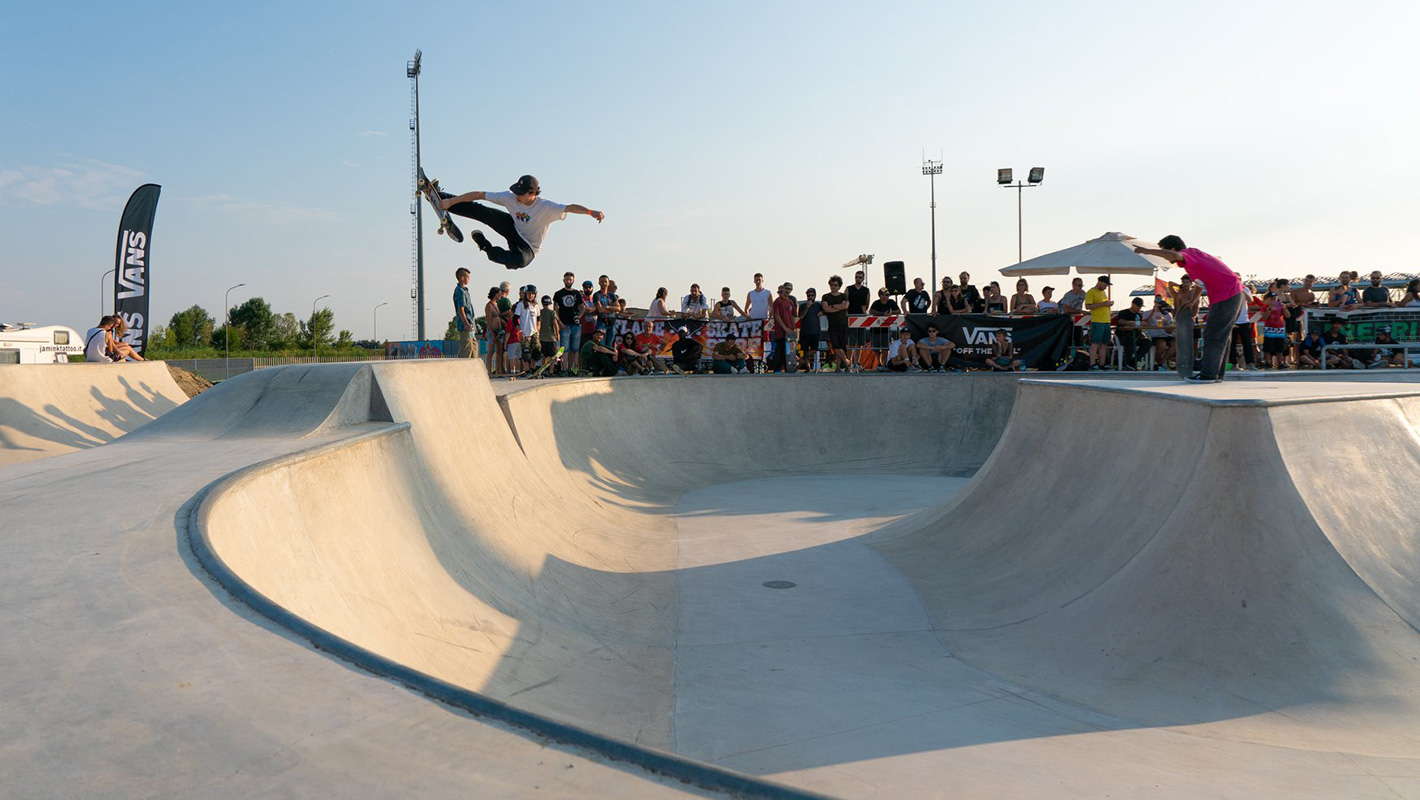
1230, 287, 1261, 371
988, 330, 1022, 371
482, 287, 503, 375
593, 276, 618, 339
1329, 273, 1359, 309
553, 272, 584, 373
1009, 279, 1038, 314
538, 295, 560, 369
1142, 297, 1175, 370
821, 275, 852, 372
1260, 291, 1289, 369
886, 327, 916, 372
1401, 279, 1420, 308
682, 284, 710, 319
711, 336, 749, 374
870, 288, 901, 315
649, 287, 671, 318
1084, 275, 1113, 371
514, 286, 540, 371
959, 272, 984, 313
1116, 297, 1146, 370
715, 287, 746, 320
615, 297, 628, 317
1287, 275, 1315, 359
579, 328, 619, 376
769, 281, 798, 372
1361, 271, 1393, 308
983, 282, 1007, 314
579, 280, 598, 365
903, 278, 932, 314
1059, 277, 1087, 315
1036, 286, 1060, 314
617, 331, 655, 375
745, 273, 774, 322
669, 327, 703, 373
933, 277, 955, 314
453, 267, 477, 358
798, 287, 822, 372
494, 282, 513, 374
943, 285, 969, 315
916, 324, 955, 371
505, 307, 525, 374
846, 271, 871, 315
1134, 236, 1247, 383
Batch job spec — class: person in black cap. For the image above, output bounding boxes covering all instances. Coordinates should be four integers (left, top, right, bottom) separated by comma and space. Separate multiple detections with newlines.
439, 175, 605, 270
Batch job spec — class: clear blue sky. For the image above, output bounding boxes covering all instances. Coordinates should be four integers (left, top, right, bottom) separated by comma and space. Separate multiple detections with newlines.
3, 0, 1417, 340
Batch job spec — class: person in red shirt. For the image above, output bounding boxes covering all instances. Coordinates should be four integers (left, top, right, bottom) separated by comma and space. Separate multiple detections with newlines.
769, 282, 799, 372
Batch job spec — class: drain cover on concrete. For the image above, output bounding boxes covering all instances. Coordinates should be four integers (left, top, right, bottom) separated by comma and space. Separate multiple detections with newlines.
762, 581, 797, 589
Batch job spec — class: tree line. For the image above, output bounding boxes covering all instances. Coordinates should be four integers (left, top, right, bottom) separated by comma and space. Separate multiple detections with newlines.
151, 298, 380, 354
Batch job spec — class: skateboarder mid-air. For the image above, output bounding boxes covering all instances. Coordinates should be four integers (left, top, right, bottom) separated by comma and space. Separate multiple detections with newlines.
438, 174, 605, 270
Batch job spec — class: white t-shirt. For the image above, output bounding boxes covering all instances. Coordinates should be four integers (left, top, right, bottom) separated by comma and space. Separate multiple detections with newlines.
84, 327, 113, 362
746, 288, 772, 319
516, 303, 539, 337
482, 192, 568, 253
682, 294, 709, 314
888, 338, 915, 360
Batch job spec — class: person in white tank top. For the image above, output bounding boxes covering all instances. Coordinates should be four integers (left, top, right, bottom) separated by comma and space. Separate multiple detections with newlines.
745, 273, 773, 320
84, 317, 116, 362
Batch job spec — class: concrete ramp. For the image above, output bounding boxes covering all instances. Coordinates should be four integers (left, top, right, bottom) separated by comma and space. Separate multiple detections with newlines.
0, 362, 187, 466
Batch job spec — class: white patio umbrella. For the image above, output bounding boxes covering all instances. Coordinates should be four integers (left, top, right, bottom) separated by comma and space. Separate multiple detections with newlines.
999, 231, 1172, 277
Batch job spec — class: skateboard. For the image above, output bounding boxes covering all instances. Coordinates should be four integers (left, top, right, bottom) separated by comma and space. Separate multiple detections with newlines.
417, 168, 465, 243
1176, 312, 1195, 379
512, 347, 565, 380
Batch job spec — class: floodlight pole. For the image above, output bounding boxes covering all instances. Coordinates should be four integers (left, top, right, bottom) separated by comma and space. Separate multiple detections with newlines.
922, 159, 943, 290
999, 168, 1044, 263
224, 282, 245, 381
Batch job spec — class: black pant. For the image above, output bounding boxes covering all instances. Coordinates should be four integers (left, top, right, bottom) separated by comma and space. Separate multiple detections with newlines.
442, 194, 536, 270
1199, 292, 1245, 380
1230, 324, 1257, 367
1120, 332, 1144, 369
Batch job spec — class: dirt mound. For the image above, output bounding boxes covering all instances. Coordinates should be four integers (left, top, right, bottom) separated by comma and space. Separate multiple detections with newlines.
166, 363, 213, 398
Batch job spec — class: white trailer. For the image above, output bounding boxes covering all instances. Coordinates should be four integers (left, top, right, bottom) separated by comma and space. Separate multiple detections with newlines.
0, 323, 85, 364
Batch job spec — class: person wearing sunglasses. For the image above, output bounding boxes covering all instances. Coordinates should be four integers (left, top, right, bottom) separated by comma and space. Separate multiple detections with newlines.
439, 174, 605, 270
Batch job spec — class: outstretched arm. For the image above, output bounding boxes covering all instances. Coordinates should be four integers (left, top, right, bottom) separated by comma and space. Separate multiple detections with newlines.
1133, 245, 1182, 264
441, 191, 486, 209
565, 204, 606, 222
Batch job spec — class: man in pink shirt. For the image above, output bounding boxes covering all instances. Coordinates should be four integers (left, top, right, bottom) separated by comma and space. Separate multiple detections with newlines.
1135, 235, 1245, 383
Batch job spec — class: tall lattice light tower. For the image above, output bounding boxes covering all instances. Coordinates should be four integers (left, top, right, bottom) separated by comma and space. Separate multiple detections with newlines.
922, 156, 943, 290
407, 49, 424, 340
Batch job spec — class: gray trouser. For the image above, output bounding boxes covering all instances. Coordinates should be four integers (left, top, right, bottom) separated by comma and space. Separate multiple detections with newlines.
1198, 292, 1245, 380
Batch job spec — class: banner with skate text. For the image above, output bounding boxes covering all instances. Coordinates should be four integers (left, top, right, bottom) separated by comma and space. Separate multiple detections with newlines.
904, 313, 1073, 370
113, 184, 161, 357
611, 317, 765, 358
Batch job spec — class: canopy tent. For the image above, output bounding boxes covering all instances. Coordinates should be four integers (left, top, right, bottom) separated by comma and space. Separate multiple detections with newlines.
999, 232, 1172, 277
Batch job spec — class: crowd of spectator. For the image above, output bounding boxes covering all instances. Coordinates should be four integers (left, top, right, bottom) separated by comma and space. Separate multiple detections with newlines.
450, 266, 1420, 378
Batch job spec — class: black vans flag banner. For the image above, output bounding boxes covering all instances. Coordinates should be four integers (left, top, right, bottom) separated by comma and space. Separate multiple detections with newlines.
904, 313, 1073, 370
113, 183, 161, 357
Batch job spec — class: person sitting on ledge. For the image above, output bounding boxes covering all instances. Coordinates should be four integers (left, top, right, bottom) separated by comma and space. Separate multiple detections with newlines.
579, 328, 619, 377
670, 327, 703, 374
711, 337, 749, 374
886, 327, 916, 372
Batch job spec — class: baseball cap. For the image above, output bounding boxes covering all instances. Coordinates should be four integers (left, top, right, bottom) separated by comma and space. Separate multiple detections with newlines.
541, 295, 551, 304
582, 280, 593, 288
1098, 275, 1112, 285
510, 175, 540, 195
677, 326, 689, 334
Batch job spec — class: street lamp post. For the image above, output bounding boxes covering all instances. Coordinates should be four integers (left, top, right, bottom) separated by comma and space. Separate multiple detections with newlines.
224, 283, 246, 381
312, 294, 331, 363
373, 302, 389, 345
100, 268, 115, 318
922, 159, 943, 291
997, 167, 1045, 263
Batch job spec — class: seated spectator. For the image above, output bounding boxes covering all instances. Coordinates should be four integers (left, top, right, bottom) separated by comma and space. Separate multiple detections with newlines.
916, 324, 955, 371
617, 331, 656, 375
714, 287, 746, 320
635, 321, 665, 355
988, 329, 1022, 371
1036, 286, 1059, 314
682, 285, 710, 319
886, 328, 915, 372
579, 328, 619, 376
107, 317, 146, 362
711, 337, 749, 374
870, 289, 901, 315
1375, 325, 1404, 367
1142, 297, 1175, 370
84, 316, 118, 363
669, 326, 703, 373
1321, 321, 1362, 369
1115, 297, 1146, 370
1297, 328, 1325, 368
1009, 279, 1037, 314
